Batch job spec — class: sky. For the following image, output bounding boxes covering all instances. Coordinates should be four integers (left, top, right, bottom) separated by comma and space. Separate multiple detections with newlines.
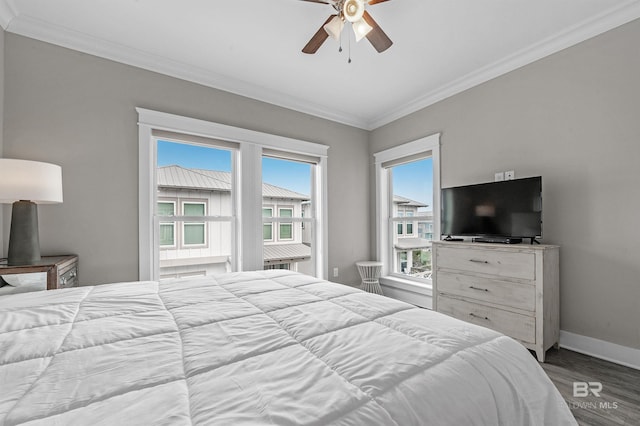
158, 140, 432, 207
157, 141, 311, 196
392, 158, 433, 212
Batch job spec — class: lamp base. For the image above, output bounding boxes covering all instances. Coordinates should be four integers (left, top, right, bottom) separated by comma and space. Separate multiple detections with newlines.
8, 200, 41, 266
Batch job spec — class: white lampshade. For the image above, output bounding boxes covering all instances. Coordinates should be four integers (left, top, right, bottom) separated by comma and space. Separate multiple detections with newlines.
343, 0, 365, 23
0, 159, 63, 204
323, 15, 345, 41
353, 18, 373, 42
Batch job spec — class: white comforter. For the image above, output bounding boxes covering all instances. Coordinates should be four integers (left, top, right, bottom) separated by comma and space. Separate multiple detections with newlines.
0, 270, 576, 425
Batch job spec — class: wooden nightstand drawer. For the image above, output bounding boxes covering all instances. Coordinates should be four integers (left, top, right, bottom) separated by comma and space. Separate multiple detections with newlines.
438, 295, 535, 344
436, 246, 535, 280
58, 265, 78, 288
0, 255, 79, 291
437, 271, 535, 312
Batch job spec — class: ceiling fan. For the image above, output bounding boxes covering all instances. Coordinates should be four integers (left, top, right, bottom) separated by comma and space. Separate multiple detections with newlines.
300, 0, 393, 55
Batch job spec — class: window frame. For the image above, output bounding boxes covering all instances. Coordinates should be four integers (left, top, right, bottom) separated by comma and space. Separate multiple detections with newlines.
138, 108, 329, 281
374, 133, 441, 294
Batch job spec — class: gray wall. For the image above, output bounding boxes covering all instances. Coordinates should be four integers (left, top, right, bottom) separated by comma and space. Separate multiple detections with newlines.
370, 19, 640, 350
2, 33, 370, 286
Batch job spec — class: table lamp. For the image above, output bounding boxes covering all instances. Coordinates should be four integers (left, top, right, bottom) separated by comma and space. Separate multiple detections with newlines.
0, 159, 63, 265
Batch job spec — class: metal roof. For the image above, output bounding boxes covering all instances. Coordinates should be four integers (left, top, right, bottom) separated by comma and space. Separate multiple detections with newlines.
393, 195, 428, 208
158, 165, 309, 200
394, 238, 432, 250
263, 243, 311, 262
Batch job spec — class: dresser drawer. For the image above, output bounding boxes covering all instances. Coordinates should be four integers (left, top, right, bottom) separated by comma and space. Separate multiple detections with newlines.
437, 271, 535, 312
438, 295, 535, 344
436, 246, 535, 280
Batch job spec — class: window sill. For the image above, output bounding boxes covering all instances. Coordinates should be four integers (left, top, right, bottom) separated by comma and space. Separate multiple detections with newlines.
379, 275, 433, 297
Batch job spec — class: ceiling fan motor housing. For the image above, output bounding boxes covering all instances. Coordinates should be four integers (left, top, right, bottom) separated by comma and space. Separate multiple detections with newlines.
343, 0, 365, 22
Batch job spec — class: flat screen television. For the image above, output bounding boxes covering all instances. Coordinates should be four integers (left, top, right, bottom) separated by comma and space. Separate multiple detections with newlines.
441, 176, 542, 243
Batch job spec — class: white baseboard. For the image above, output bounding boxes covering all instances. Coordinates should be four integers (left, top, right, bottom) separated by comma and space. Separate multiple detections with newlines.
559, 330, 640, 371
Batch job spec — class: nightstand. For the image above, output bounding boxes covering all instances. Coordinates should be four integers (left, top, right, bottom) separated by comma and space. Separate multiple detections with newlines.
0, 255, 79, 290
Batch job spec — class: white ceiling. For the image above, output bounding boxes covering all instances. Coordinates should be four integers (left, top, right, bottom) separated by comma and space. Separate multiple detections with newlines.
1, 0, 639, 130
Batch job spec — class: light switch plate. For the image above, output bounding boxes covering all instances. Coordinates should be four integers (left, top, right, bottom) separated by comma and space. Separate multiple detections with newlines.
505, 170, 515, 180
495, 172, 505, 182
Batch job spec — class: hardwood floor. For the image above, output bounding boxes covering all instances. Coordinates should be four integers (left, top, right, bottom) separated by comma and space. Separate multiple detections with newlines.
541, 348, 640, 425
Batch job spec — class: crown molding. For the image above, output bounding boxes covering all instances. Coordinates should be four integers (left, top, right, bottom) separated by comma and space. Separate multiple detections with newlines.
367, 0, 640, 130
0, 0, 17, 29
4, 15, 371, 130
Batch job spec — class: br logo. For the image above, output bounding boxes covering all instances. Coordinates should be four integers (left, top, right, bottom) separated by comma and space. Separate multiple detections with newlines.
573, 382, 602, 397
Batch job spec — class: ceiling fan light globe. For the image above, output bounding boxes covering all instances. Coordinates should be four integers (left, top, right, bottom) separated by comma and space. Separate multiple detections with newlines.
323, 15, 344, 40
352, 18, 373, 42
343, 0, 365, 23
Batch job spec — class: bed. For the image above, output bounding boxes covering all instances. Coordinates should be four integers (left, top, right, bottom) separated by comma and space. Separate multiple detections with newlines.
0, 270, 576, 425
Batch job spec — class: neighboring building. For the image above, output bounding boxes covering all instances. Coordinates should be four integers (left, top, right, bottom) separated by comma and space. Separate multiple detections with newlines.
157, 165, 311, 279
393, 195, 433, 279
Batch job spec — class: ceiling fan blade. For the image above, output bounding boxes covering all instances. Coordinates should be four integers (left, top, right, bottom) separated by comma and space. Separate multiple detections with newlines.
362, 10, 393, 53
298, 0, 331, 4
302, 15, 335, 54
368, 0, 391, 5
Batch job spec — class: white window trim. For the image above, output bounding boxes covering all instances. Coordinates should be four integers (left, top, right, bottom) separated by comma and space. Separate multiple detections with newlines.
374, 133, 441, 291
138, 108, 329, 281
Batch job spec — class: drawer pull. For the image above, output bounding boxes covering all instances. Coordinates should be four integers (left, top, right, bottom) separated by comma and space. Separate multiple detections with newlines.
469, 285, 489, 292
469, 259, 489, 264
469, 313, 489, 321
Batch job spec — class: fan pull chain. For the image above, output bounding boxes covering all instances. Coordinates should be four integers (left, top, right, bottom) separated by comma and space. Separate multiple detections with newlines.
339, 24, 343, 53
348, 25, 352, 64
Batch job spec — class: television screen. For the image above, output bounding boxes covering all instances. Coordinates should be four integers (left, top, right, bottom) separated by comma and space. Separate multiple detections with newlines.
441, 176, 542, 239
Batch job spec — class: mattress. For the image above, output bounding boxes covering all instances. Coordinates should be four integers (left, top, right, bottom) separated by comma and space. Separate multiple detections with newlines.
0, 270, 576, 425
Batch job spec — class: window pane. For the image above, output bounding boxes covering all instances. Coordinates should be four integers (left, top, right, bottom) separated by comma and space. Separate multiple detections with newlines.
280, 224, 292, 239
159, 223, 174, 246
159, 220, 232, 279
390, 157, 433, 279
184, 203, 205, 216
157, 140, 233, 279
263, 224, 273, 240
262, 156, 313, 275
184, 223, 205, 245
158, 202, 175, 216
279, 208, 293, 218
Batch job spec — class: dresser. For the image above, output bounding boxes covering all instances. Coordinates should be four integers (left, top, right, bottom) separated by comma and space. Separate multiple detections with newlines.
432, 241, 559, 362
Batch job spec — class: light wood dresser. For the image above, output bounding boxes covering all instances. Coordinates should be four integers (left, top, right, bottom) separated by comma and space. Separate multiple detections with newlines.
432, 241, 559, 362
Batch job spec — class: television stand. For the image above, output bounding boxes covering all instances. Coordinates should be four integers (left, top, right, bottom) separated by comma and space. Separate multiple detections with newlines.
473, 237, 523, 244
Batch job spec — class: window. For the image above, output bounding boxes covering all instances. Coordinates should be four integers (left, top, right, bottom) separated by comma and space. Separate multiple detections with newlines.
138, 108, 328, 281
183, 202, 206, 246
263, 207, 273, 241
374, 133, 440, 293
264, 263, 291, 270
279, 208, 293, 240
262, 156, 314, 274
154, 139, 233, 279
158, 201, 175, 247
